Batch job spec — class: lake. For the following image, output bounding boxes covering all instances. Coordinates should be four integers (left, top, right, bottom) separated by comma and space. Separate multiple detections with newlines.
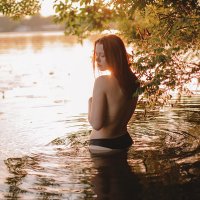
0, 32, 200, 199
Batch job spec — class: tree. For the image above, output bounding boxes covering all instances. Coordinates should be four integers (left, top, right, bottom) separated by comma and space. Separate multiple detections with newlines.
0, 0, 40, 19
1, 0, 199, 109
53, 0, 200, 108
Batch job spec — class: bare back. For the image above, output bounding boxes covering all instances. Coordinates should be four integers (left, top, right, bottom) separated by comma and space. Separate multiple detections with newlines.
89, 75, 138, 140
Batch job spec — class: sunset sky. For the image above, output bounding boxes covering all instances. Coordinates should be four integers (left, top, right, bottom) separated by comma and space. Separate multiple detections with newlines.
40, 0, 55, 16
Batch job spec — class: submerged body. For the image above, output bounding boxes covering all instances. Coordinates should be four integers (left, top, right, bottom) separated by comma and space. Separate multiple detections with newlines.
88, 35, 139, 153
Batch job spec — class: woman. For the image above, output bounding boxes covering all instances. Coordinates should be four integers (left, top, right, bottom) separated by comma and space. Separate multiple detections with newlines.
88, 34, 140, 154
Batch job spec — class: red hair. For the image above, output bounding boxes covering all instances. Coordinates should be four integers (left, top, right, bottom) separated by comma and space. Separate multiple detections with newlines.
93, 34, 140, 99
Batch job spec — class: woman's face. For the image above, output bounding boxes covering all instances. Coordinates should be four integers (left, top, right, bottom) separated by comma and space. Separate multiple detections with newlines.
95, 43, 109, 71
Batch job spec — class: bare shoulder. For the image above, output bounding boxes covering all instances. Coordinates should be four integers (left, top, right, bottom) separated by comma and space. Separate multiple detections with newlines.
95, 75, 110, 82
94, 75, 120, 95
94, 75, 110, 87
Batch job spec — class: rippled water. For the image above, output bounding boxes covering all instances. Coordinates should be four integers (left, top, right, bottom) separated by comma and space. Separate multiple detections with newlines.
0, 32, 200, 199
1, 95, 200, 200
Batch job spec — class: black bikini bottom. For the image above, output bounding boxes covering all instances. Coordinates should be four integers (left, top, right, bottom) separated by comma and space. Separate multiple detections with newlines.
89, 133, 133, 149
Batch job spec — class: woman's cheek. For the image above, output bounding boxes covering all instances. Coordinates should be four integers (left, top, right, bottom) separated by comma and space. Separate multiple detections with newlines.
102, 58, 107, 66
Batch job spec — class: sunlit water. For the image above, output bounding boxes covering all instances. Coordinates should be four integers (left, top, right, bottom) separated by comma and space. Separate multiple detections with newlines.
0, 32, 200, 199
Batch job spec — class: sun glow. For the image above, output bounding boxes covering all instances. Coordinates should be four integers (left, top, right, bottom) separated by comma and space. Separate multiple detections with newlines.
39, 0, 112, 16
40, 0, 55, 16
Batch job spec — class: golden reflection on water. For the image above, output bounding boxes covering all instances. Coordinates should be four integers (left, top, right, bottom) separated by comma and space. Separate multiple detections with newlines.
3, 125, 200, 199
0, 32, 95, 162
0, 32, 78, 52
0, 32, 94, 111
0, 32, 97, 199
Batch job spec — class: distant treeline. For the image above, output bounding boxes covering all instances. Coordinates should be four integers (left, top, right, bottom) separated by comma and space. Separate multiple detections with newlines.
0, 15, 64, 32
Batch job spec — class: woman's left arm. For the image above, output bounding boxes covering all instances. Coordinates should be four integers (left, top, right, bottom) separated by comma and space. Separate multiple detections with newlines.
88, 76, 107, 130
88, 97, 92, 121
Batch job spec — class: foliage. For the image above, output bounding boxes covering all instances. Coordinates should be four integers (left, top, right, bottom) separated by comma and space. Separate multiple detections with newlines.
0, 0, 200, 109
53, 0, 114, 40
0, 0, 40, 19
53, 0, 200, 108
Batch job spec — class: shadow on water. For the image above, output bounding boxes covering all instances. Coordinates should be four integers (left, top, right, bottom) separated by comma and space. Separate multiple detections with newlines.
90, 151, 142, 200
3, 95, 200, 200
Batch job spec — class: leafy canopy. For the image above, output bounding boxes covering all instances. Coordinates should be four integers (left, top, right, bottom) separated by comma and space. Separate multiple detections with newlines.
0, 0, 40, 19
54, 0, 200, 108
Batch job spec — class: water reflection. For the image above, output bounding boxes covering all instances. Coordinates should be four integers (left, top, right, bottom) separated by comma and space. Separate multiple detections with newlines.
0, 32, 94, 163
3, 122, 200, 199
4, 132, 96, 199
90, 151, 142, 200
0, 32, 78, 53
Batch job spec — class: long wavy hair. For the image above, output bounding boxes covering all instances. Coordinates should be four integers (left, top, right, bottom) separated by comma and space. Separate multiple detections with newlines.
93, 34, 140, 99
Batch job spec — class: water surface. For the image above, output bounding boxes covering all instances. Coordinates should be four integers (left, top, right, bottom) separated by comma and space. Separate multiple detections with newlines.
0, 32, 199, 199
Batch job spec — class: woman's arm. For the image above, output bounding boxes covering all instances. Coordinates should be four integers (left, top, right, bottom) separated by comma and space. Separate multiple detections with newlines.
88, 97, 92, 122
88, 76, 107, 130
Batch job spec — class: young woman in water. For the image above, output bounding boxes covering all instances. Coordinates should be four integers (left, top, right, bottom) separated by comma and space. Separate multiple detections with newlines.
88, 34, 140, 153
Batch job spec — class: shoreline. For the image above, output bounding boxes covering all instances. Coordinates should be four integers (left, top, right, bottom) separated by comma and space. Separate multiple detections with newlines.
0, 31, 65, 38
